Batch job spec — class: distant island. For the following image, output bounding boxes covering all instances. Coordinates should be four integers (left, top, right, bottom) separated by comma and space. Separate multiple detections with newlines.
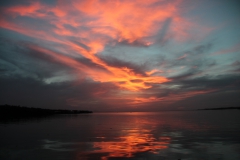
198, 107, 240, 110
0, 104, 92, 120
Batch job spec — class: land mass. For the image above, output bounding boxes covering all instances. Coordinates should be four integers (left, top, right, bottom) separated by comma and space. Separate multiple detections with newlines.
198, 106, 240, 110
0, 104, 92, 120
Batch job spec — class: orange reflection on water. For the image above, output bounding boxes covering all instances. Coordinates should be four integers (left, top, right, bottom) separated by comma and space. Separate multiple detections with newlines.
78, 129, 170, 159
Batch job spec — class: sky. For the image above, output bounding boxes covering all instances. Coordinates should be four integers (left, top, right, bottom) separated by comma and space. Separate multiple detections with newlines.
0, 0, 240, 111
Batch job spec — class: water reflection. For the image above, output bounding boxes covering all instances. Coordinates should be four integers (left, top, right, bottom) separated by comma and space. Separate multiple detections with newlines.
42, 122, 171, 159
90, 132, 170, 159
1, 111, 240, 160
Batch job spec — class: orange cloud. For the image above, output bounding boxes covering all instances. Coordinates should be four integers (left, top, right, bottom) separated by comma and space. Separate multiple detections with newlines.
29, 44, 169, 91
72, 0, 183, 43
130, 97, 164, 104
95, 89, 217, 107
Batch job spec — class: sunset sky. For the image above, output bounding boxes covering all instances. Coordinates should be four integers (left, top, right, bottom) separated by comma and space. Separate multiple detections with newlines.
0, 0, 239, 111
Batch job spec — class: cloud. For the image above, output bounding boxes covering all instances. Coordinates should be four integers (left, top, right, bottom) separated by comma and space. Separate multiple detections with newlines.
213, 43, 240, 55
228, 61, 240, 73
177, 54, 187, 60
98, 55, 147, 76
1, 37, 169, 91
0, 75, 68, 109
150, 75, 239, 110
0, 74, 117, 110
0, 0, 211, 92
0, 0, 239, 110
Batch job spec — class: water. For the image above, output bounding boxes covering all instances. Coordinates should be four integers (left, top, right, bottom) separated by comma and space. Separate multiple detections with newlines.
0, 111, 240, 160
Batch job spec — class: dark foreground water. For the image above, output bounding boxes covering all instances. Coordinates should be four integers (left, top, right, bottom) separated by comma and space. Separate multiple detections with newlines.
0, 111, 240, 160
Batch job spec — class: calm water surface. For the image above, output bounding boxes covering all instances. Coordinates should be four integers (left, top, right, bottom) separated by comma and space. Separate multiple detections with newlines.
0, 111, 240, 160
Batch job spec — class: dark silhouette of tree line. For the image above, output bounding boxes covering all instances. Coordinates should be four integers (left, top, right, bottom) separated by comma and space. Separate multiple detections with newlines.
198, 106, 240, 110
0, 104, 92, 121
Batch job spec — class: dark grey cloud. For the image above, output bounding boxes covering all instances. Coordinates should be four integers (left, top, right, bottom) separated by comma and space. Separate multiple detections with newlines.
231, 60, 240, 66
0, 0, 57, 8
155, 18, 172, 45
167, 59, 216, 81
152, 42, 214, 69
0, 74, 115, 111
136, 73, 240, 110
229, 60, 240, 73
0, 75, 67, 109
168, 69, 201, 81
176, 43, 213, 64
0, 38, 110, 80
0, 0, 30, 7
0, 37, 118, 111
186, 43, 213, 55
0, 39, 67, 79
170, 89, 240, 109
98, 55, 147, 76
0, 37, 117, 111
174, 75, 240, 90
116, 39, 151, 47
162, 73, 240, 98
69, 39, 91, 51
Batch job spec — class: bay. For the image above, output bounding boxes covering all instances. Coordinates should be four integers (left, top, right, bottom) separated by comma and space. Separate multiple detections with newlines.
0, 110, 240, 160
